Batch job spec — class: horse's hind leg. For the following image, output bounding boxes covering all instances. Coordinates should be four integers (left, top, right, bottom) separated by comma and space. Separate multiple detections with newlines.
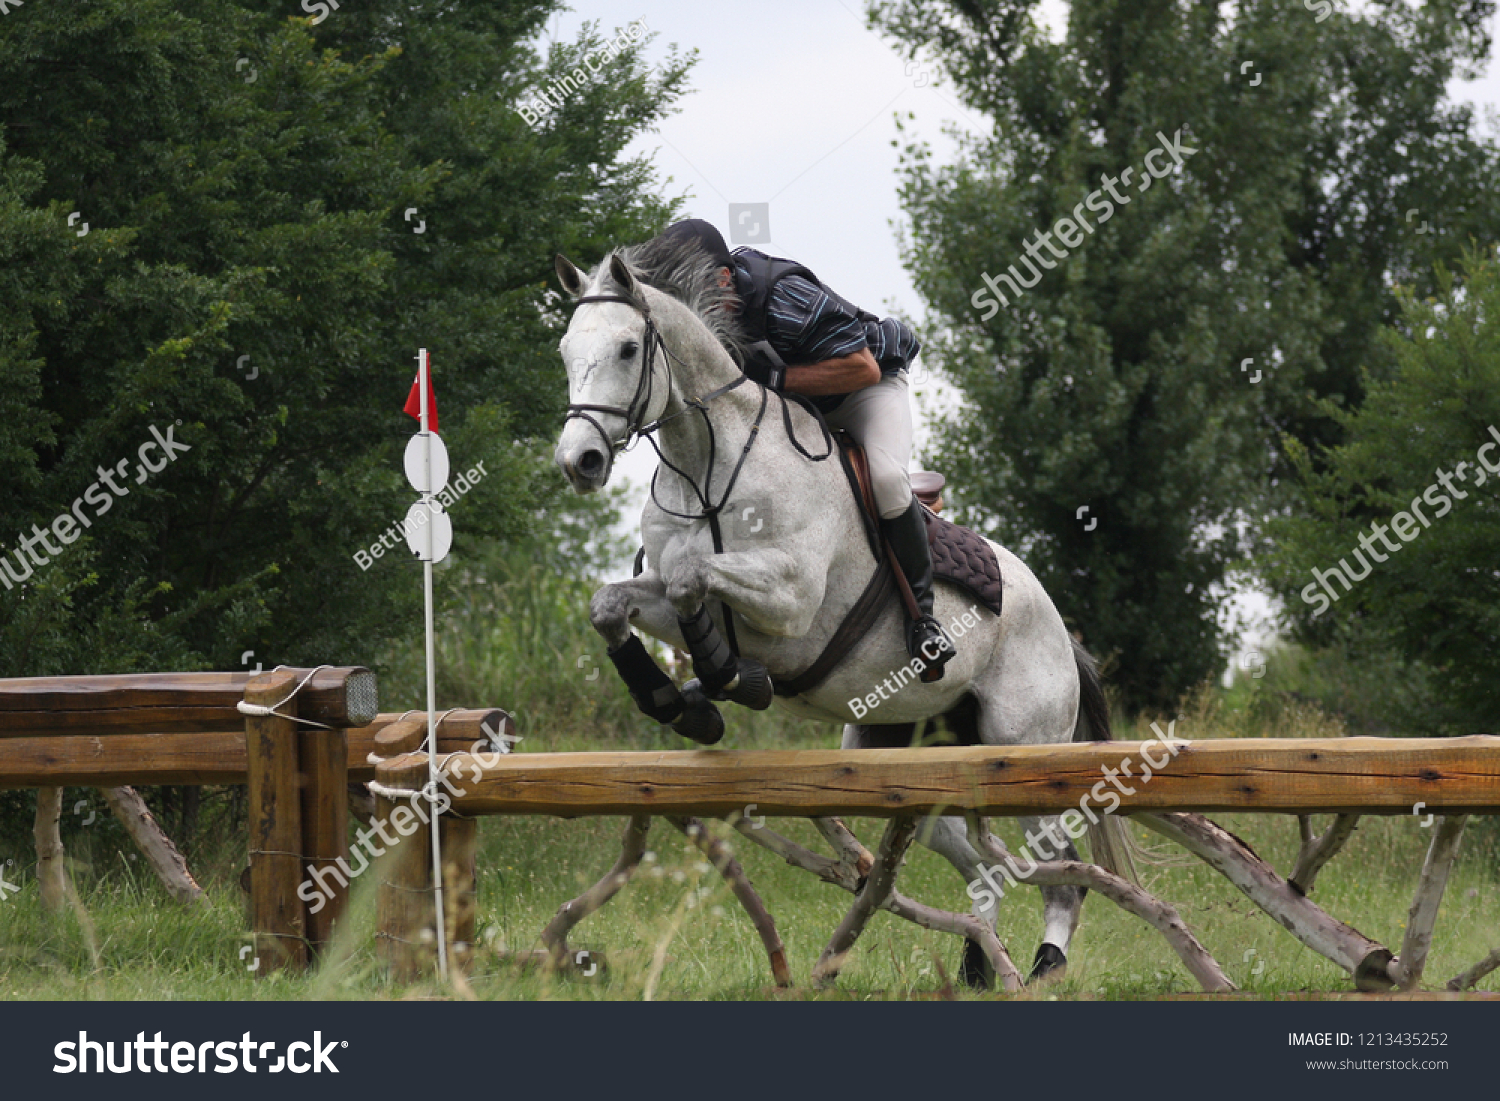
1019, 813, 1087, 982
915, 815, 1004, 990
924, 813, 1085, 987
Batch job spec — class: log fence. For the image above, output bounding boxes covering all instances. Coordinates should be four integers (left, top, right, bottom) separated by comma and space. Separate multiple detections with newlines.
1, 668, 1497, 994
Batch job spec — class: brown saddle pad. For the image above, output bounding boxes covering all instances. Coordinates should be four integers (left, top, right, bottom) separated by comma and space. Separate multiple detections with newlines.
922, 508, 1002, 617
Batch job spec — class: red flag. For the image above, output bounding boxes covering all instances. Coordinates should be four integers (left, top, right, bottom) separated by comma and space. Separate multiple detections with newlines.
403, 356, 439, 433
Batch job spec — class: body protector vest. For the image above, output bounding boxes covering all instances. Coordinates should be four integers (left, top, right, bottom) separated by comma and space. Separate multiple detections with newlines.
731, 248, 880, 391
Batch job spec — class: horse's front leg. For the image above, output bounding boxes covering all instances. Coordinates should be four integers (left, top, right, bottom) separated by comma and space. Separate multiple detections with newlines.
589, 571, 725, 745
663, 548, 821, 711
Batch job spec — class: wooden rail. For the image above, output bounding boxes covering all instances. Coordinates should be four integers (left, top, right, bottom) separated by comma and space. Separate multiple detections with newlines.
0, 709, 511, 789
0, 669, 378, 736
375, 737, 1500, 817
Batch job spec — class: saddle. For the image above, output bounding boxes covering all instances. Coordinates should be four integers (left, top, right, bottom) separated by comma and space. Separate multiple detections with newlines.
772, 434, 1003, 697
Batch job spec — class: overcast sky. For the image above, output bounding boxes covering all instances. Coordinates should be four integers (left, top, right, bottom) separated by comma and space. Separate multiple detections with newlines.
545, 0, 1500, 663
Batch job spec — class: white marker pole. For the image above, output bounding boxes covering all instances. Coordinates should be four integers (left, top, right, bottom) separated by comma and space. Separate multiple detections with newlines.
418, 348, 449, 982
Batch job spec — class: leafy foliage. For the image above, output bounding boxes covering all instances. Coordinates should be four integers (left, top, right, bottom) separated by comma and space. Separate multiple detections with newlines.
871, 0, 1500, 710
0, 0, 692, 677
1265, 250, 1500, 731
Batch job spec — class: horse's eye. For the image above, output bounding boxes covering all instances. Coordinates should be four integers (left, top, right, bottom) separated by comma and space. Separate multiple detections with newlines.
620, 341, 639, 360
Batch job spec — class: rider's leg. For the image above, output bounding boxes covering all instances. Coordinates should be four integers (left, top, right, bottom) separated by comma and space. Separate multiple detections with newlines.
822, 363, 955, 678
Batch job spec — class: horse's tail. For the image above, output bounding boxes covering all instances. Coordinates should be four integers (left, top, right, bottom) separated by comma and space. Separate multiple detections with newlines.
1071, 638, 1141, 886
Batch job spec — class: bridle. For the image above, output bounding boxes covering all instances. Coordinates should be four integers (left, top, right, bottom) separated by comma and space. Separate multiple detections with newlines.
563, 294, 682, 455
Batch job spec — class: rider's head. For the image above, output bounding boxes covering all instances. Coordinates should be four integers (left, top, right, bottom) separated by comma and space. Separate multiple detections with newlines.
656, 219, 735, 289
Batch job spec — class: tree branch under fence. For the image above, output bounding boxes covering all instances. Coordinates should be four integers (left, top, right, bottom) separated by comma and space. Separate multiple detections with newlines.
1290, 814, 1361, 894
1446, 948, 1500, 992
1138, 812, 1396, 990
729, 817, 847, 885
101, 787, 205, 905
667, 816, 792, 987
1390, 815, 1468, 990
731, 815, 1023, 989
539, 814, 651, 970
812, 816, 918, 986
883, 886, 1023, 992
813, 816, 876, 879
34, 787, 66, 912
965, 816, 1233, 993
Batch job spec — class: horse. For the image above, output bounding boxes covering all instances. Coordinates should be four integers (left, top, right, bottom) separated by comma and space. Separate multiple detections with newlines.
550, 240, 1131, 986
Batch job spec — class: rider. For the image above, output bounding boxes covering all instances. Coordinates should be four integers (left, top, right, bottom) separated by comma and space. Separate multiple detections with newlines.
653, 219, 956, 679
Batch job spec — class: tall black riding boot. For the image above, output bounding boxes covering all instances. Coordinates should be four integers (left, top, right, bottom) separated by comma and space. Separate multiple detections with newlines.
881, 498, 956, 680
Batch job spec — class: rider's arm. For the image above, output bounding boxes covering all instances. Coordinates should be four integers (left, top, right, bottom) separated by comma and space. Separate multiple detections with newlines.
784, 346, 881, 396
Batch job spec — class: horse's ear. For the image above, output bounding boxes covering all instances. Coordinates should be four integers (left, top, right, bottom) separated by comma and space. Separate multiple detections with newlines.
608, 252, 639, 299
555, 254, 585, 298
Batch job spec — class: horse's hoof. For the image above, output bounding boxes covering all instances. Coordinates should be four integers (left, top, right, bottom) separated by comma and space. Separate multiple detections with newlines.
1028, 943, 1067, 984
672, 680, 725, 745
959, 937, 993, 991
725, 659, 774, 710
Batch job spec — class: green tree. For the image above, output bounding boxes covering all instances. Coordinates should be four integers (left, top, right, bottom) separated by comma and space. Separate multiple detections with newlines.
0, 0, 690, 677
871, 0, 1500, 710
1265, 250, 1500, 733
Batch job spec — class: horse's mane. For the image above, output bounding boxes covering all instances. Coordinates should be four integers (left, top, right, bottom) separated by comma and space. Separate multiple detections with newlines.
593, 234, 751, 367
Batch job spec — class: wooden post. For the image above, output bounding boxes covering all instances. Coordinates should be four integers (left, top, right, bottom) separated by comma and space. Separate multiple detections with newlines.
375, 790, 434, 981
373, 790, 478, 981
300, 724, 349, 952
245, 669, 307, 973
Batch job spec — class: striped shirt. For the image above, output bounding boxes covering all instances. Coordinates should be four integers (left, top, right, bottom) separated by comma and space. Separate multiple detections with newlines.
732, 250, 921, 412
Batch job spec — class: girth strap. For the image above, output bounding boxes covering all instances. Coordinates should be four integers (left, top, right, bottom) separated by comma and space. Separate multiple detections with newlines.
772, 560, 895, 698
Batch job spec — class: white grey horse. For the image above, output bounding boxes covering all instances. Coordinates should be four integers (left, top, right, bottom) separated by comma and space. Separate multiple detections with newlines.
551, 244, 1130, 985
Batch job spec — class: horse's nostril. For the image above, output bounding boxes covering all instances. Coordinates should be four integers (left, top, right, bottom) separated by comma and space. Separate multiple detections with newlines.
578, 450, 606, 479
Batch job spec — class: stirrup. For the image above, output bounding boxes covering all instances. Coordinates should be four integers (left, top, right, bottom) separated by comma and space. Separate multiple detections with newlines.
907, 615, 955, 682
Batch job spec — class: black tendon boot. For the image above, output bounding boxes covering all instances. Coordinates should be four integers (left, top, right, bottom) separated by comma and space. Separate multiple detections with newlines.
881, 498, 956, 680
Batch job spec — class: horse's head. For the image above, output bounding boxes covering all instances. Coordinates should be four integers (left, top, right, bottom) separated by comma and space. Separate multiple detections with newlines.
553, 252, 668, 493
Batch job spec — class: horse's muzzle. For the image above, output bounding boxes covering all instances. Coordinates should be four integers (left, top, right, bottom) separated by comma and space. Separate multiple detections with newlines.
554, 433, 612, 494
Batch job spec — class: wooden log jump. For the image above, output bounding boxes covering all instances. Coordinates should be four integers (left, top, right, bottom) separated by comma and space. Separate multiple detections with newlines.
0, 667, 415, 976
368, 735, 1499, 993
4, 667, 1495, 995
374, 737, 1500, 817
